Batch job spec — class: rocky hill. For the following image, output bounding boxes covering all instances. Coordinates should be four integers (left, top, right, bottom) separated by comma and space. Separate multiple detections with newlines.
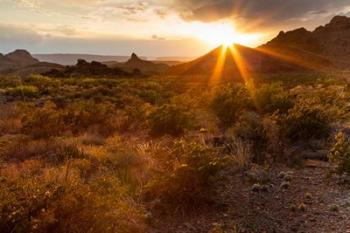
168, 43, 332, 78
0, 50, 62, 76
107, 53, 169, 75
261, 15, 350, 69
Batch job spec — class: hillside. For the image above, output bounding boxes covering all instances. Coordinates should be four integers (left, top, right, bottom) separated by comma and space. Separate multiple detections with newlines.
0, 50, 62, 75
261, 15, 350, 69
168, 44, 332, 78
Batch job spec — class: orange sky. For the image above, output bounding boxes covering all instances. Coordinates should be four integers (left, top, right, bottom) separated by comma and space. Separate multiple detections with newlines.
0, 0, 349, 57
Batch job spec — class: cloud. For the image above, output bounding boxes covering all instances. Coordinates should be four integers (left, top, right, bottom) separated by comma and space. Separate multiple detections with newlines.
173, 0, 350, 27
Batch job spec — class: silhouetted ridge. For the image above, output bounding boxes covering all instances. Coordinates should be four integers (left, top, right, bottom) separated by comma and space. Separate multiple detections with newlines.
110, 53, 169, 75
262, 15, 350, 68
168, 43, 331, 77
43, 59, 139, 78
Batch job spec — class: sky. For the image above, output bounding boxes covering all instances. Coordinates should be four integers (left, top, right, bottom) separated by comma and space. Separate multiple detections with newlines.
0, 0, 350, 57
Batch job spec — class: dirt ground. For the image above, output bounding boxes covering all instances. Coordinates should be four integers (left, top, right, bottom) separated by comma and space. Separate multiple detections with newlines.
153, 161, 350, 233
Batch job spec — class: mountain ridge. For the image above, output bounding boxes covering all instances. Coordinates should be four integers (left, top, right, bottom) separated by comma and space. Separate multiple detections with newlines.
261, 15, 350, 68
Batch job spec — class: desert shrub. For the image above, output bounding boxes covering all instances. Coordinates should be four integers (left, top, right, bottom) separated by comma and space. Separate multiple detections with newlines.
254, 83, 294, 113
103, 148, 145, 186
21, 104, 64, 139
121, 97, 153, 131
145, 141, 230, 207
148, 103, 193, 136
276, 98, 332, 142
229, 111, 268, 163
328, 132, 350, 175
138, 89, 159, 104
25, 75, 60, 89
6, 85, 39, 98
0, 173, 147, 233
0, 136, 85, 164
64, 100, 116, 136
211, 84, 252, 127
0, 103, 22, 135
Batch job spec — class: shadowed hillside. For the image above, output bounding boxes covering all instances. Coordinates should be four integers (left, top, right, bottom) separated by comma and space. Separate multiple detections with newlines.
168, 44, 332, 78
261, 16, 350, 69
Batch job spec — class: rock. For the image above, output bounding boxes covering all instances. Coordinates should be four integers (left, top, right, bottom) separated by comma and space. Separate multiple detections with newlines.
280, 181, 290, 190
298, 203, 307, 212
251, 184, 262, 192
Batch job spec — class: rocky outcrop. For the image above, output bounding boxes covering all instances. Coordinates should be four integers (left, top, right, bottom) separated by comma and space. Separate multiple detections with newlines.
111, 53, 169, 75
43, 59, 138, 78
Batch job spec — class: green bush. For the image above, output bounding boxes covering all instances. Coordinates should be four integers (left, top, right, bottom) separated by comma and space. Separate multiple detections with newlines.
254, 83, 294, 113
276, 98, 332, 142
148, 103, 193, 136
328, 132, 350, 175
6, 85, 39, 98
211, 84, 252, 127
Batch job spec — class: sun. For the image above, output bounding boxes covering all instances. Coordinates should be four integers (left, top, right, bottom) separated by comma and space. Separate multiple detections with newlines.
192, 22, 263, 47
195, 23, 237, 46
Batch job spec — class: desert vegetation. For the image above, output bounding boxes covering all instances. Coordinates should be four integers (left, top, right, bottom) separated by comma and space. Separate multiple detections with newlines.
0, 71, 350, 232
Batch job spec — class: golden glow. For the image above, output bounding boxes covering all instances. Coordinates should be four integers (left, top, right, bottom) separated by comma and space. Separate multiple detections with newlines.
210, 45, 228, 86
192, 22, 263, 47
